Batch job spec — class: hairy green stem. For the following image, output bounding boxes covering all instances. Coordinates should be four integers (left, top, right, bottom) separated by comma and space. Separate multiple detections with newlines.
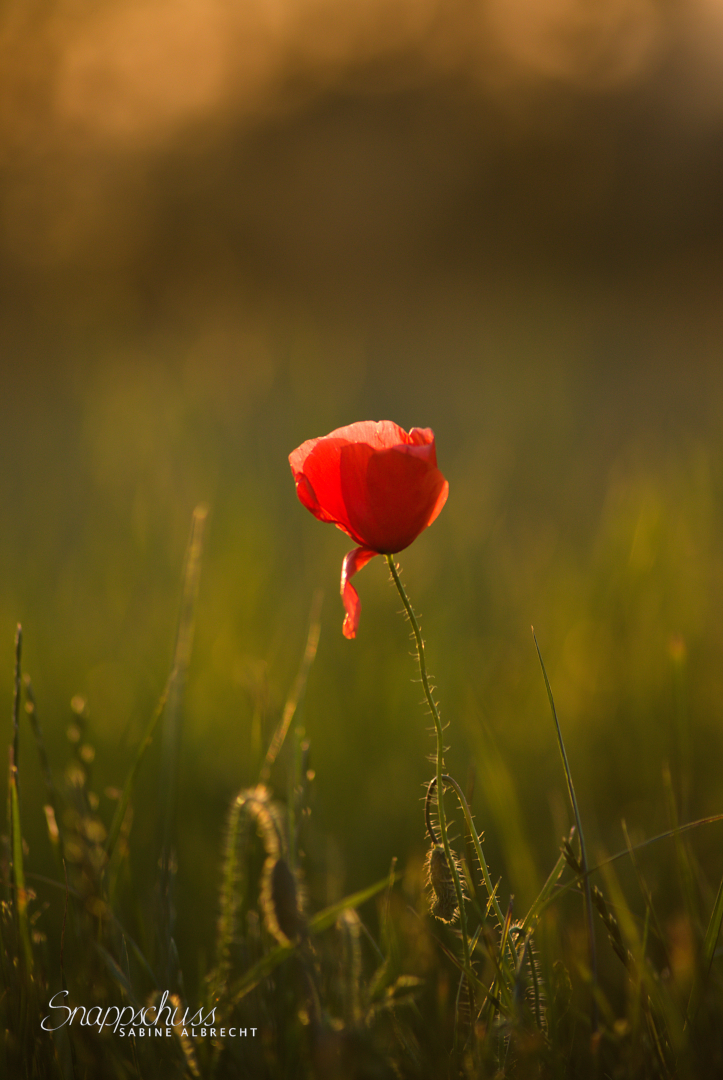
386, 555, 470, 972
428, 773, 517, 988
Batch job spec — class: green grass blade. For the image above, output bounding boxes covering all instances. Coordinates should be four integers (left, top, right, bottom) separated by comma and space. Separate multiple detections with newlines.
23, 675, 59, 817
687, 875, 723, 1023
105, 675, 171, 865
9, 760, 33, 975
105, 505, 208, 888
311, 873, 400, 935
8, 625, 33, 976
23, 676, 67, 876
701, 877, 723, 976
228, 872, 397, 1005
599, 854, 683, 1060
522, 850, 567, 932
662, 763, 700, 933
367, 857, 400, 1001
160, 503, 209, 868
260, 588, 322, 785
95, 943, 142, 1006
533, 628, 598, 1033
621, 819, 669, 960
11, 624, 21, 795
471, 724, 540, 907
439, 932, 500, 1006
524, 814, 723, 923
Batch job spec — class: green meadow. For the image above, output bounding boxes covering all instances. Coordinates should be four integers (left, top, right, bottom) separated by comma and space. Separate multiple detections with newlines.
3, 2, 723, 1072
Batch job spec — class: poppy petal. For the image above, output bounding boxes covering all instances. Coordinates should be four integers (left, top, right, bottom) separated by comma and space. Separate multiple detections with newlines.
291, 438, 362, 540
425, 477, 449, 529
341, 444, 447, 553
340, 546, 378, 639
321, 420, 409, 451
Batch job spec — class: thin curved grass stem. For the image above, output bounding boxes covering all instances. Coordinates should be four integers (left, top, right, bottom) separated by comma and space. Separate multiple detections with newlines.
386, 555, 470, 973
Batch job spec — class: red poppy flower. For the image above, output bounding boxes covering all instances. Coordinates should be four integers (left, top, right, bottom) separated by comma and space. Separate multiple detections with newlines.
289, 420, 448, 638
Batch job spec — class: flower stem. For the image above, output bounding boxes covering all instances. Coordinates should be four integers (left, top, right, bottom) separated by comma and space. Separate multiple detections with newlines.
385, 555, 470, 971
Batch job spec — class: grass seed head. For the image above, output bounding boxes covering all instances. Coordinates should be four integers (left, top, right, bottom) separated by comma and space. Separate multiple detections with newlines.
261, 856, 305, 944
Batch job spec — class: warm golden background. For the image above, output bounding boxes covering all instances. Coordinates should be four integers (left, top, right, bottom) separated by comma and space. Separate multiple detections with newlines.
3, 0, 723, 992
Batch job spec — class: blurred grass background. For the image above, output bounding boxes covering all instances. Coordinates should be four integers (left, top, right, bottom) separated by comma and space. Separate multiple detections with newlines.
3, 0, 723, 998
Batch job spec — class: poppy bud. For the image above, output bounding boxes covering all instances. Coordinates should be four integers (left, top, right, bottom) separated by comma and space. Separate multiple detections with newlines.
426, 843, 460, 924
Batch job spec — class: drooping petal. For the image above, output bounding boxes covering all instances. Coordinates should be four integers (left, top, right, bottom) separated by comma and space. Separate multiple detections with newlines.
340, 547, 378, 639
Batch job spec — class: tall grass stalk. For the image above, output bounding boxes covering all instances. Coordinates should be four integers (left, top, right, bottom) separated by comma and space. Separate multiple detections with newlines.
687, 875, 723, 1023
157, 504, 208, 986
260, 588, 322, 785
160, 503, 209, 870
533, 628, 598, 1035
12, 624, 21, 788
23, 676, 66, 875
9, 625, 33, 976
